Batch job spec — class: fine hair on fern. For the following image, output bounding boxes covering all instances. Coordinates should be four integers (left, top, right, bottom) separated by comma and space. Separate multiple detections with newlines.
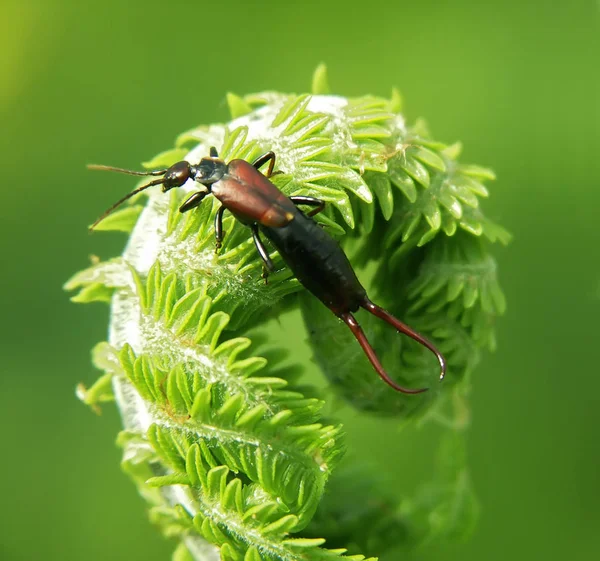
66, 65, 508, 560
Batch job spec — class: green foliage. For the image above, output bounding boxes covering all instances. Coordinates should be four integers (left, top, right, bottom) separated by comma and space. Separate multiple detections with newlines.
89, 205, 144, 232
66, 66, 508, 560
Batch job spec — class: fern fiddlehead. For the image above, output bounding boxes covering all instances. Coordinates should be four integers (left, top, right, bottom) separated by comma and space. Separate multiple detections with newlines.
66, 66, 508, 559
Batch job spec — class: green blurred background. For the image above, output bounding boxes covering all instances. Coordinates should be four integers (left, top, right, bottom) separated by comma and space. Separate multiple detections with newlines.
1, 0, 597, 560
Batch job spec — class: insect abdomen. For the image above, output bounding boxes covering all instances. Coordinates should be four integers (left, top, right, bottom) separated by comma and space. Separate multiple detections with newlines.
261, 212, 367, 314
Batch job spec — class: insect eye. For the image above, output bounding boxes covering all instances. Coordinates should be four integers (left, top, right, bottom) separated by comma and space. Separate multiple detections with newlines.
162, 161, 191, 191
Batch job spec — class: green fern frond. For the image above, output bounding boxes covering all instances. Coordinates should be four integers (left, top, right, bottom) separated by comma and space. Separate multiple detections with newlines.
66, 65, 508, 559
65, 257, 128, 303
406, 232, 505, 351
118, 345, 342, 525
376, 131, 511, 252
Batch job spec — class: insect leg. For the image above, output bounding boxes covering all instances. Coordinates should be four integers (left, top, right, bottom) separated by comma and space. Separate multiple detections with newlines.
179, 191, 208, 213
339, 312, 428, 394
361, 298, 447, 381
290, 196, 326, 217
214, 206, 226, 251
251, 224, 275, 277
252, 151, 277, 178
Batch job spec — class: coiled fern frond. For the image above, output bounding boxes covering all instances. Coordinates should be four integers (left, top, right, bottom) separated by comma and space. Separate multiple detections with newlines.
66, 65, 508, 560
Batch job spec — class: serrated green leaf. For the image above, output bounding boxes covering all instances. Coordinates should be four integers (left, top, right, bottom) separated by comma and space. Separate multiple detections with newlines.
366, 172, 394, 220
312, 63, 331, 95
147, 473, 190, 487
262, 514, 299, 535
227, 92, 253, 119
197, 311, 230, 351
418, 227, 439, 246
459, 164, 496, 181
90, 205, 143, 232
400, 155, 430, 188
286, 113, 329, 142
70, 282, 114, 303
272, 94, 311, 129
389, 166, 417, 202
389, 87, 403, 113
190, 387, 212, 421
221, 127, 249, 159
442, 141, 463, 159
76, 372, 114, 412
218, 394, 245, 424
219, 543, 240, 561
439, 191, 462, 219
412, 146, 446, 172
244, 547, 263, 561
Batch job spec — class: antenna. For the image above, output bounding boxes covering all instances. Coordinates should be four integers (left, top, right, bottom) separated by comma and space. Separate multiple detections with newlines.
87, 164, 167, 230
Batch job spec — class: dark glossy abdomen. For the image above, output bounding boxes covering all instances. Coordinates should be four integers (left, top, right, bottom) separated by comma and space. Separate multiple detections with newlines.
261, 212, 367, 315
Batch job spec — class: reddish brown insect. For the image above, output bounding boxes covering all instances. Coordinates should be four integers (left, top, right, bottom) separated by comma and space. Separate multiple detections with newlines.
90, 148, 446, 394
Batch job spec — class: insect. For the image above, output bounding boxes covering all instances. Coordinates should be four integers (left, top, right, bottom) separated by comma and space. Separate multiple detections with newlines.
89, 148, 446, 394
